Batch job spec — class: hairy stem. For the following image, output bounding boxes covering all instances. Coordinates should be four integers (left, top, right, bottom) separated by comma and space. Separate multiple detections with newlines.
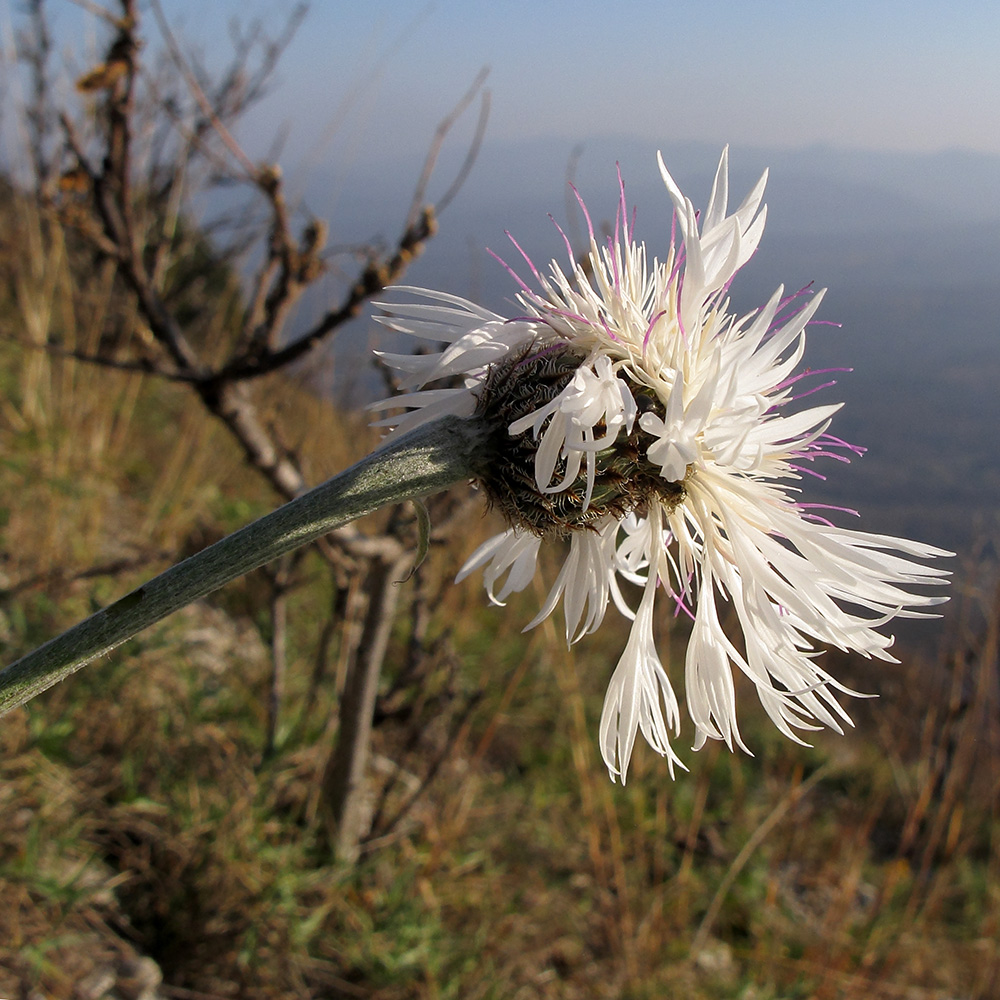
0, 416, 487, 717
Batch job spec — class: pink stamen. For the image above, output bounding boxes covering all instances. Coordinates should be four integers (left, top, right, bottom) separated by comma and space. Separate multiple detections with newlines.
798, 442, 865, 464
797, 502, 860, 517
778, 367, 853, 391
765, 285, 821, 337
548, 214, 576, 267
796, 449, 851, 464
616, 162, 629, 244
791, 465, 828, 480
504, 230, 544, 284
666, 248, 685, 291
671, 590, 697, 621
570, 183, 596, 245
788, 380, 839, 402
819, 433, 866, 457
643, 311, 667, 351
542, 303, 598, 328
778, 283, 814, 310
599, 314, 619, 342
767, 298, 812, 335
487, 247, 535, 296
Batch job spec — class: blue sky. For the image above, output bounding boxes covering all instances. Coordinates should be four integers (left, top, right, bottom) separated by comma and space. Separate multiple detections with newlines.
143, 0, 1000, 163
9, 2, 997, 173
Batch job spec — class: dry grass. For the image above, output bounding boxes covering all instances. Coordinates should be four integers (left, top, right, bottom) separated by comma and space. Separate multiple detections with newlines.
3, 588, 996, 999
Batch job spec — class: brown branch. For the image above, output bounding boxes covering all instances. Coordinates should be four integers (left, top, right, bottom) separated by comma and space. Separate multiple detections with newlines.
407, 66, 490, 225
17, 0, 58, 197
217, 69, 490, 381
365, 689, 483, 852
220, 205, 438, 381
1, 333, 192, 381
65, 0, 120, 27
136, 66, 246, 182
226, 3, 309, 112
198, 379, 307, 498
147, 0, 258, 179
59, 111, 207, 377
296, 572, 352, 733
263, 555, 295, 759
0, 552, 174, 602
320, 550, 413, 863
236, 169, 330, 357
436, 88, 490, 217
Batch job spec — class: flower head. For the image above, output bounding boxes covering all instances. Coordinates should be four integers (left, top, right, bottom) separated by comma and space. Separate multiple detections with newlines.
372, 147, 951, 782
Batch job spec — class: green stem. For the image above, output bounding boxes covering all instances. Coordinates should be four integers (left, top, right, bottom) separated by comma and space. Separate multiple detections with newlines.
0, 415, 487, 718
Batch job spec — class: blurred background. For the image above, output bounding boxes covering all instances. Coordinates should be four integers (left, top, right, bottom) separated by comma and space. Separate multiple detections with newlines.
0, 2, 997, 998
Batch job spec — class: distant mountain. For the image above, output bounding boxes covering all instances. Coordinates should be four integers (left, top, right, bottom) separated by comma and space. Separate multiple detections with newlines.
304, 134, 1000, 238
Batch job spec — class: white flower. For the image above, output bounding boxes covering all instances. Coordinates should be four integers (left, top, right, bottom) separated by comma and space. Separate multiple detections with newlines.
372, 147, 951, 782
